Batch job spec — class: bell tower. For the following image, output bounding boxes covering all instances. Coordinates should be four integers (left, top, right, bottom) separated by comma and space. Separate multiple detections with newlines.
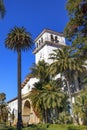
33, 29, 66, 64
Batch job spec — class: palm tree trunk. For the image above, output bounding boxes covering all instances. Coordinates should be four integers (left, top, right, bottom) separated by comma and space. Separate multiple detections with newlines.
66, 81, 74, 120
73, 72, 79, 92
45, 109, 48, 123
17, 49, 23, 129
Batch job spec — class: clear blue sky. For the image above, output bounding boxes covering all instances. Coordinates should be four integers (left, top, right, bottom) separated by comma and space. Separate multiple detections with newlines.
0, 0, 68, 101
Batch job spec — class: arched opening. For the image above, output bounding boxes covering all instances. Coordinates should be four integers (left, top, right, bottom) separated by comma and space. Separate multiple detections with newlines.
22, 100, 31, 124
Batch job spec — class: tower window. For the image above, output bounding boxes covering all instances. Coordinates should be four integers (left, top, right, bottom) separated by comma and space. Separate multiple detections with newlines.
37, 42, 38, 48
50, 34, 54, 42
55, 36, 59, 43
41, 37, 43, 43
39, 40, 41, 46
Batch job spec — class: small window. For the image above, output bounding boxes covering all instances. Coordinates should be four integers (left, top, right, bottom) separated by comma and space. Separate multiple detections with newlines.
50, 34, 54, 42
39, 40, 41, 46
55, 36, 59, 43
37, 42, 38, 48
41, 37, 43, 43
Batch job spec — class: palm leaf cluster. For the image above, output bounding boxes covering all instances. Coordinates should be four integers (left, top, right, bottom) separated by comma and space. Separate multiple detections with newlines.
30, 60, 50, 84
5, 27, 33, 51
50, 46, 84, 75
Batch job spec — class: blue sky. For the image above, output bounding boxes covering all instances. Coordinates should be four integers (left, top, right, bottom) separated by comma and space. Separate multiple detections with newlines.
0, 0, 68, 101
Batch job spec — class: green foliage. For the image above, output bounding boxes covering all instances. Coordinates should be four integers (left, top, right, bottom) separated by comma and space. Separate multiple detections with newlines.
29, 60, 67, 123
58, 112, 72, 124
0, 93, 9, 123
49, 46, 84, 76
5, 26, 33, 51
64, 0, 87, 59
22, 124, 47, 130
73, 89, 87, 125
30, 60, 50, 84
29, 80, 67, 123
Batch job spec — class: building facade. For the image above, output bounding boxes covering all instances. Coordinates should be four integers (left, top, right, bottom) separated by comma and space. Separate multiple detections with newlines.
7, 29, 66, 125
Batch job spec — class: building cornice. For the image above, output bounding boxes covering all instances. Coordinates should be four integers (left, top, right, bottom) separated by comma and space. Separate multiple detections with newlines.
33, 41, 64, 54
34, 28, 64, 42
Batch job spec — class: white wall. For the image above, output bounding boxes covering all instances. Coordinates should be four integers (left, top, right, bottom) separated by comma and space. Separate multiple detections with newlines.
22, 77, 39, 95
35, 31, 66, 64
8, 99, 18, 119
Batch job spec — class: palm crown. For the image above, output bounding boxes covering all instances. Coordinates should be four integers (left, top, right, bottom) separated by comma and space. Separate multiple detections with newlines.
5, 26, 33, 51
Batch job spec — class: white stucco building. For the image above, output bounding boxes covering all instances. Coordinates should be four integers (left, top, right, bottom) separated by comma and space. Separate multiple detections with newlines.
7, 28, 66, 125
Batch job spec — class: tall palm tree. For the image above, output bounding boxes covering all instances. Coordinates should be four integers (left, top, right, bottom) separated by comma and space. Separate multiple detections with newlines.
5, 26, 33, 129
49, 46, 85, 121
0, 0, 6, 19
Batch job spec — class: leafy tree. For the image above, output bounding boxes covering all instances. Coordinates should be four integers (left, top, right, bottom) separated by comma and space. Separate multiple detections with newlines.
0, 93, 9, 123
64, 0, 87, 58
5, 26, 33, 129
73, 89, 87, 125
0, 0, 6, 19
0, 93, 6, 102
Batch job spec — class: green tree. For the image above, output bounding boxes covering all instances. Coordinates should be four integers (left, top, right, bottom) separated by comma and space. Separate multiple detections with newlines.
29, 80, 67, 123
0, 0, 6, 19
49, 46, 84, 121
41, 80, 67, 123
29, 60, 67, 123
0, 93, 6, 102
73, 89, 87, 125
5, 26, 33, 129
29, 60, 51, 122
64, 0, 87, 58
0, 93, 8, 123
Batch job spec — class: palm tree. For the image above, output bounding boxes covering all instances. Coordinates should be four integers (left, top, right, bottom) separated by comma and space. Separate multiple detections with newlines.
30, 59, 69, 123
29, 88, 43, 121
29, 80, 67, 123
49, 46, 85, 121
0, 0, 6, 19
29, 60, 51, 122
41, 80, 67, 123
5, 26, 33, 129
